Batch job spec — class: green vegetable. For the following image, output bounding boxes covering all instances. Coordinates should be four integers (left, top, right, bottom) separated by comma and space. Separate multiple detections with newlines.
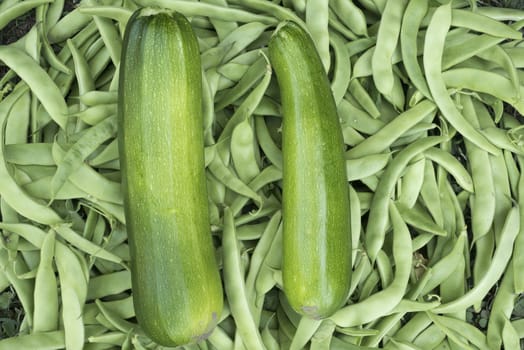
118, 8, 223, 346
268, 20, 351, 319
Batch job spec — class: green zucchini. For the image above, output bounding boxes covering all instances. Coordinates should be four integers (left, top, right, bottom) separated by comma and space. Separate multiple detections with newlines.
268, 21, 352, 319
118, 8, 223, 346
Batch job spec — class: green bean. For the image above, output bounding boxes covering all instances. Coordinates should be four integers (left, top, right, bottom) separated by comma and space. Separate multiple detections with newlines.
79, 5, 132, 25
375, 249, 393, 288
345, 153, 390, 181
0, 47, 69, 129
244, 212, 281, 306
36, 3, 73, 76
229, 165, 281, 217
348, 79, 380, 118
500, 317, 519, 350
477, 126, 524, 156
358, 268, 380, 301
0, 330, 65, 350
138, 0, 278, 24
346, 100, 436, 159
222, 207, 266, 350
73, 103, 117, 125
397, 157, 425, 208
0, 249, 35, 327
486, 260, 516, 349
458, 98, 495, 242
50, 115, 117, 200
423, 4, 499, 155
79, 91, 118, 106
95, 299, 140, 336
396, 201, 447, 237
47, 6, 93, 43
4, 144, 53, 167
471, 232, 495, 312
433, 206, 519, 314
0, 85, 63, 224
55, 242, 88, 350
217, 57, 271, 150
426, 313, 490, 350
86, 270, 131, 301
331, 202, 412, 327
365, 135, 446, 262
487, 155, 513, 243
305, 0, 330, 71
217, 62, 250, 83
309, 320, 336, 350
411, 324, 446, 349
254, 116, 283, 170
7, 94, 30, 147
0, 0, 52, 32
400, 0, 431, 99
371, 0, 408, 98
33, 230, 59, 333
339, 97, 384, 135
215, 56, 267, 111
423, 147, 473, 192
52, 224, 122, 264
289, 317, 322, 350
329, 31, 352, 105
208, 148, 263, 208
330, 0, 367, 37
451, 8, 522, 39
67, 38, 95, 105
441, 68, 524, 114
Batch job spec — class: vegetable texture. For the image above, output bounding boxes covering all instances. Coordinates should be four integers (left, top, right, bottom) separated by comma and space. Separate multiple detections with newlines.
118, 8, 223, 346
268, 20, 351, 319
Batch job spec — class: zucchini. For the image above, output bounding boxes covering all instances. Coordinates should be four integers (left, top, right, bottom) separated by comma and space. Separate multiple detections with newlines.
268, 21, 352, 319
118, 8, 223, 346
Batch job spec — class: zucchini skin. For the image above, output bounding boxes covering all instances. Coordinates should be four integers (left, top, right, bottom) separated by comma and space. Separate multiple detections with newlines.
118, 9, 223, 346
268, 21, 352, 319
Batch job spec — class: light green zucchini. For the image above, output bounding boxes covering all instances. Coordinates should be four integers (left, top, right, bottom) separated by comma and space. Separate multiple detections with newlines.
118, 8, 223, 346
268, 21, 352, 319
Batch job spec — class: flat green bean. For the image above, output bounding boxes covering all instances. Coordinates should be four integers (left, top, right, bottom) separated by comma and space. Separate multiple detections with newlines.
486, 260, 516, 349
433, 206, 519, 314
330, 31, 352, 105
33, 230, 59, 333
55, 242, 88, 350
0, 0, 52, 31
423, 4, 499, 155
222, 207, 266, 350
365, 135, 446, 262
330, 0, 367, 36
423, 147, 473, 192
400, 0, 431, 99
345, 153, 390, 181
451, 8, 522, 39
0, 85, 63, 224
441, 68, 524, 114
331, 202, 412, 327
305, 0, 330, 71
346, 100, 436, 159
0, 47, 69, 129
371, 0, 408, 98
398, 157, 425, 208
0, 330, 65, 350
50, 115, 117, 200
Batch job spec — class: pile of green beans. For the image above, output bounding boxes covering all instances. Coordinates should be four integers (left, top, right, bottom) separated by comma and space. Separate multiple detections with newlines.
0, 0, 523, 349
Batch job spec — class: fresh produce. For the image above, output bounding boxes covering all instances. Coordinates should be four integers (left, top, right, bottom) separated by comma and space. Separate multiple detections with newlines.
268, 20, 351, 320
118, 8, 223, 346
0, 0, 523, 349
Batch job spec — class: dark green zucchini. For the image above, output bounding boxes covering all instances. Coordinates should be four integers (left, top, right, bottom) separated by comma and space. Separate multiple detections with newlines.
118, 8, 223, 346
268, 21, 352, 319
